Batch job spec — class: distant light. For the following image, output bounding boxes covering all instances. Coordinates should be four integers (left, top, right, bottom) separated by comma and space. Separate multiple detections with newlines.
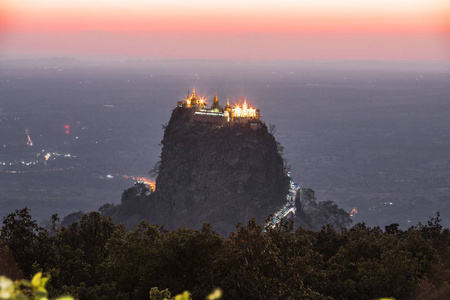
66, 130, 70, 134
65, 125, 70, 129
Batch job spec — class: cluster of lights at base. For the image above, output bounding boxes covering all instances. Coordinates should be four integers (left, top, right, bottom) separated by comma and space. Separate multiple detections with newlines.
0, 150, 76, 172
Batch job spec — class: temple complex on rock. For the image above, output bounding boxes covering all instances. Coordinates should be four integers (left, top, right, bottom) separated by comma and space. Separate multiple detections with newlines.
176, 87, 261, 128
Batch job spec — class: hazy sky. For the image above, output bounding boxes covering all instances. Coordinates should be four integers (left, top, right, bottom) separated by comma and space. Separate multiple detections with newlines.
1, 0, 449, 60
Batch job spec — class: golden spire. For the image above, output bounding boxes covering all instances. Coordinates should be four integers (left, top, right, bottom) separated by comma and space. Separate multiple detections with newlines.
187, 91, 190, 99
213, 90, 218, 102
192, 86, 196, 97
225, 96, 231, 111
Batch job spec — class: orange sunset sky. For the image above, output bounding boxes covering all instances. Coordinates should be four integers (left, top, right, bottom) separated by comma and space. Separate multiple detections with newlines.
1, 0, 449, 60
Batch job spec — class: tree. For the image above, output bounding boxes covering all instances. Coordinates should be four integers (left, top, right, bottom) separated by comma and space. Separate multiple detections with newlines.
206, 219, 327, 299
0, 240, 23, 279
310, 201, 352, 230
101, 222, 222, 299
44, 212, 122, 299
1, 208, 50, 277
121, 183, 150, 204
98, 203, 117, 217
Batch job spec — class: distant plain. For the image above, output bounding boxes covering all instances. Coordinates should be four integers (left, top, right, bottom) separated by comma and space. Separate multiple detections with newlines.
1, 59, 449, 228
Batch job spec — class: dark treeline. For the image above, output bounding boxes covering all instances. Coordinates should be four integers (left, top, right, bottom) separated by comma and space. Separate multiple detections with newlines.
1, 208, 450, 300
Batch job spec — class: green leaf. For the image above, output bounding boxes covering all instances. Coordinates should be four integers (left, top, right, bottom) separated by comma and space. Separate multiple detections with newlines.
34, 290, 48, 299
18, 279, 32, 288
0, 276, 15, 299
31, 272, 42, 288
41, 276, 50, 288
207, 289, 223, 300
173, 291, 191, 300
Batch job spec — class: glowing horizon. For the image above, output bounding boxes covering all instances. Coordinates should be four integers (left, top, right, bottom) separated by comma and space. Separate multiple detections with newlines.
1, 0, 449, 60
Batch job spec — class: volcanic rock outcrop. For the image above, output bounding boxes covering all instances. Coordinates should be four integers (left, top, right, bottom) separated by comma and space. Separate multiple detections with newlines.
150, 107, 290, 234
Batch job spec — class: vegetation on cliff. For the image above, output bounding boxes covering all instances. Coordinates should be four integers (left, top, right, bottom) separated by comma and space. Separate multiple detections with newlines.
2, 209, 450, 300
294, 188, 352, 230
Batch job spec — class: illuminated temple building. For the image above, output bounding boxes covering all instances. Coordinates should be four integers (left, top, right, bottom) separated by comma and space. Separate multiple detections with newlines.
176, 87, 261, 127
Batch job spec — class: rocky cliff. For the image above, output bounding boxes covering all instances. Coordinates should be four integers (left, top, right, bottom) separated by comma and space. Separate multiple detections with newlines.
150, 107, 290, 234
99, 107, 352, 234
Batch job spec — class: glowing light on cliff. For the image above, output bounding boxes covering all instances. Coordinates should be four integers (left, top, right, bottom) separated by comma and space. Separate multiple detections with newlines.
232, 99, 256, 118
350, 207, 359, 217
135, 177, 155, 191
25, 129, 33, 146
121, 175, 156, 192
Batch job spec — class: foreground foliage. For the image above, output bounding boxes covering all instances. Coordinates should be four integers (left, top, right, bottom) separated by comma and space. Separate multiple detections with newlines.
0, 272, 73, 300
1, 208, 450, 299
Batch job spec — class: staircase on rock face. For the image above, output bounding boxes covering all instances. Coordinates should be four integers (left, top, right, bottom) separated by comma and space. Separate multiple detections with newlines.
266, 173, 300, 229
